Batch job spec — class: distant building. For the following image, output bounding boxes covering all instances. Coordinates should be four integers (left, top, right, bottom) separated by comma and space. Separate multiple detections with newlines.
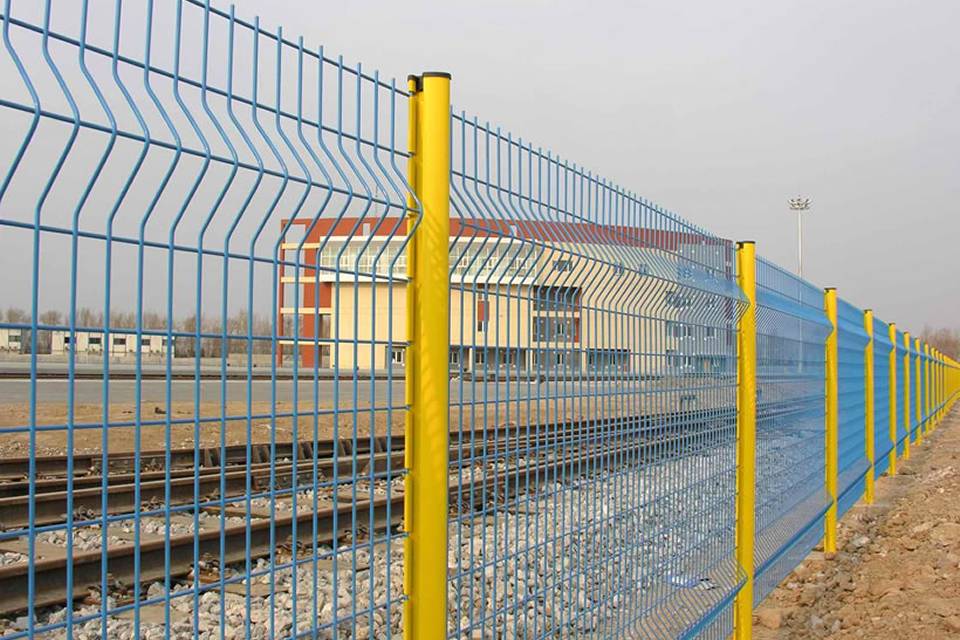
278, 217, 734, 377
0, 328, 26, 352
51, 331, 168, 356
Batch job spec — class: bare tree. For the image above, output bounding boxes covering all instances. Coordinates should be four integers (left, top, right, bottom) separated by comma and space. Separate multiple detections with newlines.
4, 308, 28, 324
920, 326, 960, 360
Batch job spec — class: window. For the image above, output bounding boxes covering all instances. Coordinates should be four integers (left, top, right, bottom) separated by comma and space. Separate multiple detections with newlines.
666, 321, 692, 339
141, 337, 151, 348
63, 336, 71, 345
476, 299, 488, 332
704, 327, 716, 338
113, 336, 126, 347
449, 346, 463, 367
88, 336, 102, 346
665, 290, 691, 309
9, 333, 21, 343
533, 286, 580, 312
389, 347, 405, 366
473, 348, 486, 365
534, 349, 579, 371
533, 317, 577, 342
586, 349, 630, 373
553, 259, 571, 272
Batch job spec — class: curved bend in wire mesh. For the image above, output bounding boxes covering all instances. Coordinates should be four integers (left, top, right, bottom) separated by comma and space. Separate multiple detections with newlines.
872, 316, 893, 478
752, 258, 831, 604
835, 298, 869, 518
444, 112, 747, 639
0, 1, 415, 638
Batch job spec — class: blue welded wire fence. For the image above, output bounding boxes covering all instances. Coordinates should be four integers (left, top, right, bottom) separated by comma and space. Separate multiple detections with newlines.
445, 114, 746, 639
897, 329, 909, 454
752, 258, 830, 605
873, 317, 892, 478
0, 0, 413, 638
0, 2, 958, 640
835, 299, 869, 518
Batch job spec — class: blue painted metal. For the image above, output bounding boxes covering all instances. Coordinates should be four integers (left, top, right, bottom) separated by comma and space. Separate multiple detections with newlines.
0, 0, 944, 638
873, 317, 893, 478
835, 298, 869, 517
896, 329, 908, 454
0, 1, 412, 638
751, 258, 831, 604
444, 115, 746, 638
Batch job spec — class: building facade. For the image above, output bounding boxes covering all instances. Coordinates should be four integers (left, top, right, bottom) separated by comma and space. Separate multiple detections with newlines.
50, 331, 168, 356
278, 217, 733, 377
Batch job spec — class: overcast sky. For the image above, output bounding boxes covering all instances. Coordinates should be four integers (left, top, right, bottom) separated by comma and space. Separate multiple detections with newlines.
235, 0, 960, 332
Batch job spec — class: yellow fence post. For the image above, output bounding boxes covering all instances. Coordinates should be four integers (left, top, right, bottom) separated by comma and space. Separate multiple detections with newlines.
734, 241, 757, 640
934, 348, 939, 428
863, 310, 875, 503
888, 323, 897, 477
903, 331, 911, 459
925, 343, 932, 433
939, 349, 944, 426
404, 71, 451, 640
931, 347, 937, 430
824, 288, 839, 553
915, 338, 923, 446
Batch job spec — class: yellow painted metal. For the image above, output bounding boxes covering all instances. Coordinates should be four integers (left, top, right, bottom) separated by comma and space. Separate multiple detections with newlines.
404, 72, 451, 640
925, 343, 932, 433
402, 75, 419, 640
824, 288, 839, 554
933, 349, 938, 428
734, 241, 757, 640
863, 310, 875, 503
903, 331, 911, 459
915, 338, 923, 445
931, 347, 937, 430
887, 323, 897, 477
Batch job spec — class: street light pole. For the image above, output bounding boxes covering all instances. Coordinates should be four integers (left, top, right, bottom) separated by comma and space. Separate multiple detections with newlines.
788, 197, 812, 279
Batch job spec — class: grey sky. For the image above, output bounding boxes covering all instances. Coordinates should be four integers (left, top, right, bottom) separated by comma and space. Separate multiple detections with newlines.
0, 0, 956, 334
239, 0, 960, 331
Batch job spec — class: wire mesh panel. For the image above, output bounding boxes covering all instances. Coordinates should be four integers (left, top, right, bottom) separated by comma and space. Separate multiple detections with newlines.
0, 1, 411, 637
920, 347, 928, 432
873, 317, 893, 478
896, 330, 907, 453
835, 299, 868, 517
752, 259, 830, 603
910, 341, 920, 440
444, 115, 746, 639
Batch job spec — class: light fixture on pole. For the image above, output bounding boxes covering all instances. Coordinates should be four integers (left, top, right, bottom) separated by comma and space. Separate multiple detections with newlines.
788, 197, 812, 278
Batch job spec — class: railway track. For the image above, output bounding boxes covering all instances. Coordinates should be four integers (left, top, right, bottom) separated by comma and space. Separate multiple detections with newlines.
0, 407, 739, 615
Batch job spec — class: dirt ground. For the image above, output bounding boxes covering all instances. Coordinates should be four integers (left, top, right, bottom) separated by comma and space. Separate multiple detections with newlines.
755, 407, 960, 639
0, 397, 624, 456
0, 401, 403, 457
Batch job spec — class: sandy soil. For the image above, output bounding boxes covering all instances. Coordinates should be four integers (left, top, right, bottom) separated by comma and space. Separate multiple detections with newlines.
0, 401, 403, 457
0, 396, 661, 457
754, 408, 960, 639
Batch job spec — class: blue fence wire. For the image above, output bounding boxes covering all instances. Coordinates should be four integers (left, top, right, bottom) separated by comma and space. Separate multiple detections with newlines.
835, 298, 869, 518
752, 258, 830, 605
0, 0, 413, 638
445, 113, 746, 639
0, 1, 952, 639
873, 317, 893, 478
